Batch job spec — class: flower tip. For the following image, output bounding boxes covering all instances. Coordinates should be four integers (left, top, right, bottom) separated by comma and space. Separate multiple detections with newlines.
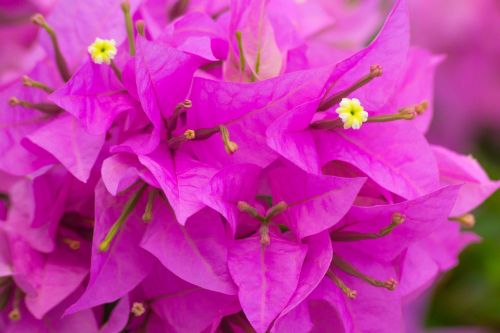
384, 278, 398, 291
416, 100, 429, 115
450, 214, 475, 228
8, 97, 20, 106
22, 75, 32, 86
391, 212, 405, 225
237, 201, 252, 212
120, 0, 131, 12
369, 64, 383, 77
62, 238, 81, 250
136, 20, 146, 37
98, 241, 110, 252
8, 309, 21, 321
266, 201, 288, 219
183, 129, 196, 140
259, 225, 271, 246
131, 302, 146, 317
182, 99, 193, 109
225, 141, 238, 154
347, 290, 358, 299
31, 13, 46, 26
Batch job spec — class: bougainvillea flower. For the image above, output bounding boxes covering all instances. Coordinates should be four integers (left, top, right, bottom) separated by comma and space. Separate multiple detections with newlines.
0, 0, 498, 331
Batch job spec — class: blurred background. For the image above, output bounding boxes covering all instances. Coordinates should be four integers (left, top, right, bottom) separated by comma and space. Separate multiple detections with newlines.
1, 0, 499, 331
406, 0, 500, 331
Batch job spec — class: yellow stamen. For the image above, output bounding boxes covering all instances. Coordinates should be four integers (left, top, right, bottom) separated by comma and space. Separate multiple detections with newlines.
332, 254, 398, 291
332, 212, 405, 242
235, 31, 246, 73
327, 270, 357, 299
8, 288, 22, 321
9, 96, 62, 115
219, 125, 238, 154
62, 237, 81, 250
265, 201, 288, 220
311, 101, 428, 131
259, 223, 270, 246
22, 75, 54, 93
142, 189, 159, 222
167, 99, 192, 133
237, 201, 262, 220
449, 213, 475, 229
167, 126, 219, 149
183, 129, 196, 140
136, 20, 146, 37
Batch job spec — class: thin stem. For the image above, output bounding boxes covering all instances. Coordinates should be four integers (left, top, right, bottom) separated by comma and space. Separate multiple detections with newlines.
121, 1, 135, 56
110, 60, 123, 82
32, 14, 71, 82
99, 184, 147, 252
22, 76, 55, 93
318, 64, 383, 112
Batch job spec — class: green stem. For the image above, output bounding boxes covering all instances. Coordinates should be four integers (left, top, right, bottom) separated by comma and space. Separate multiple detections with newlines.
99, 184, 147, 251
121, 1, 135, 56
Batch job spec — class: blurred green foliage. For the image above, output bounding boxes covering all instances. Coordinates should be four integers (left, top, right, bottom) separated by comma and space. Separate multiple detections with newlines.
426, 136, 500, 329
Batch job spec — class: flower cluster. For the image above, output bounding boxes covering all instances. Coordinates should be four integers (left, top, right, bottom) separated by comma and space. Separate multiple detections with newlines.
0, 0, 498, 332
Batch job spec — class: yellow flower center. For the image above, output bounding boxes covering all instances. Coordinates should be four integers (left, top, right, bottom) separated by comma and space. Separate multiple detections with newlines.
335, 98, 368, 130
88, 38, 117, 65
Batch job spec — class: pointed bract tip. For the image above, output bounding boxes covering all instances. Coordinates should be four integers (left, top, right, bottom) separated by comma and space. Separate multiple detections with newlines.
131, 302, 146, 317
370, 64, 383, 77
